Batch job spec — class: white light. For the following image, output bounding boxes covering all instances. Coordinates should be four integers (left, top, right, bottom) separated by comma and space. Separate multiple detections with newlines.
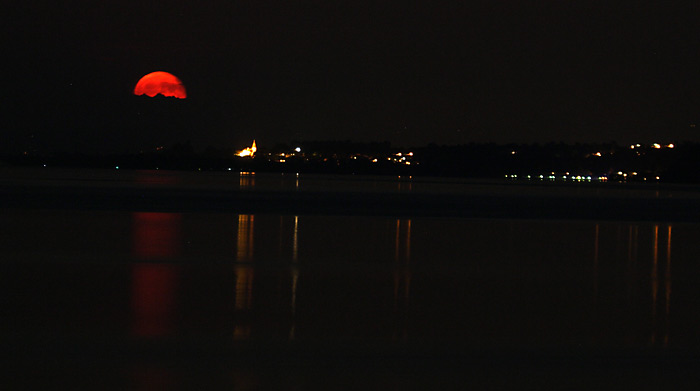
653, 143, 661, 149
295, 147, 301, 152
667, 143, 675, 148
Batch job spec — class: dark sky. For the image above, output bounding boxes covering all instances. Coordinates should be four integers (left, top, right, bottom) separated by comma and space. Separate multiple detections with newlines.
4, 1, 700, 153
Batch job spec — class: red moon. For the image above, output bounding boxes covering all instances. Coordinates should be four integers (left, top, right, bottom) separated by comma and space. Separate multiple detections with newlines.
133, 71, 187, 99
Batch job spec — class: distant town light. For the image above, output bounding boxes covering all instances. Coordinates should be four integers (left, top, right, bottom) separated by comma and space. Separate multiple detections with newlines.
236, 140, 257, 157
653, 143, 661, 149
295, 147, 301, 152
667, 143, 675, 148
593, 152, 602, 156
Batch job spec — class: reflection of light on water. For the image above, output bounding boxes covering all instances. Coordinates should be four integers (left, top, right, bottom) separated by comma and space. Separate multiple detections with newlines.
394, 219, 411, 263
289, 215, 300, 340
293, 215, 299, 262
132, 212, 182, 260
397, 176, 413, 192
665, 225, 672, 346
650, 224, 673, 346
393, 218, 412, 341
233, 263, 253, 340
131, 212, 181, 337
234, 214, 255, 340
239, 171, 255, 188
234, 265, 253, 310
651, 224, 659, 345
289, 269, 298, 341
131, 264, 178, 337
236, 215, 254, 262
593, 224, 599, 297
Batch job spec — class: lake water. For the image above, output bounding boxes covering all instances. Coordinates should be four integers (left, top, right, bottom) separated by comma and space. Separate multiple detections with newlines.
3, 169, 700, 388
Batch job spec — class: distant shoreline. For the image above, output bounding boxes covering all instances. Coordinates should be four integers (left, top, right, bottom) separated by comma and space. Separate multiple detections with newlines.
2, 168, 700, 222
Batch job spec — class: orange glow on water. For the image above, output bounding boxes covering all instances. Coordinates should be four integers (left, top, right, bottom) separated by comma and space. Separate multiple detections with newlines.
134, 71, 187, 99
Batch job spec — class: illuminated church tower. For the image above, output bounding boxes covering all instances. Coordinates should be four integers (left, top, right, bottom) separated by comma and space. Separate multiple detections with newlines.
236, 140, 257, 157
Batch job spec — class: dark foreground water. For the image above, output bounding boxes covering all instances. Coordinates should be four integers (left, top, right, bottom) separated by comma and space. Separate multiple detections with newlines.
3, 169, 700, 389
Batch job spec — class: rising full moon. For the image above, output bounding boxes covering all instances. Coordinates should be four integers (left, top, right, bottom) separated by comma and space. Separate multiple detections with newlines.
133, 71, 187, 99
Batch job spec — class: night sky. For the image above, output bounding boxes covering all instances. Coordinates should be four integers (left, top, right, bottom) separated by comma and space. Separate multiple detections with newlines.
4, 1, 700, 153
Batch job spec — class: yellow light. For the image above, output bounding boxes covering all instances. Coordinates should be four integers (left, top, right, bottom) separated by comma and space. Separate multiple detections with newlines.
630, 145, 635, 149
372, 158, 378, 163
593, 152, 602, 156
667, 144, 675, 148
236, 140, 257, 157
653, 143, 661, 149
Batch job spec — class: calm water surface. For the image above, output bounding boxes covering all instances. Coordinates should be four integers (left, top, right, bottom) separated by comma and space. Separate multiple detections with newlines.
3, 170, 700, 388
